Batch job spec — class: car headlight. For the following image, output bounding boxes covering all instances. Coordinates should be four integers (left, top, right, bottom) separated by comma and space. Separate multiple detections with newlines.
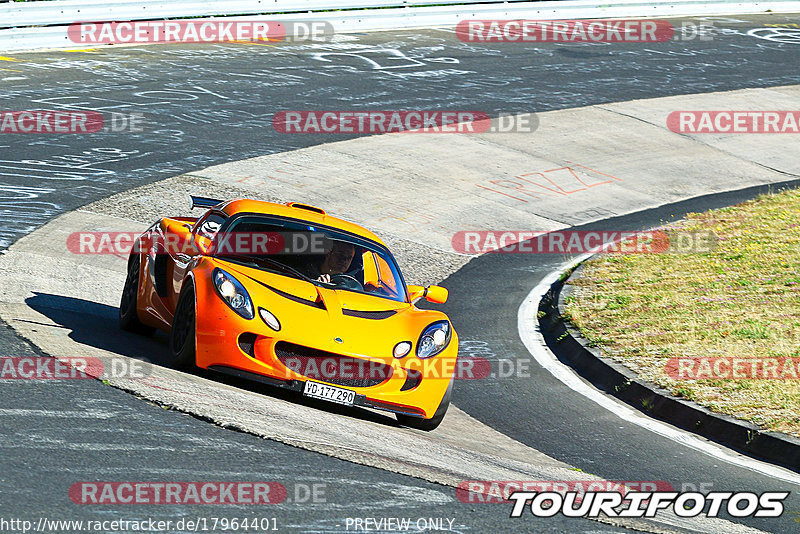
213, 268, 254, 320
416, 321, 452, 359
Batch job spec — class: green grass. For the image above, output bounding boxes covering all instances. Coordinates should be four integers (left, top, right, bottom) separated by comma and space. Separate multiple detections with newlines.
564, 187, 800, 438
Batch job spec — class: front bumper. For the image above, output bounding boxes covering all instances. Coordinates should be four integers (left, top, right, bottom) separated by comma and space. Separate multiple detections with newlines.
205, 365, 431, 417
193, 274, 457, 419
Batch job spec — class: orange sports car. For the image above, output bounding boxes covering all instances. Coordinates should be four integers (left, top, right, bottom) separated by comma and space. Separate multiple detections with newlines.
120, 196, 457, 430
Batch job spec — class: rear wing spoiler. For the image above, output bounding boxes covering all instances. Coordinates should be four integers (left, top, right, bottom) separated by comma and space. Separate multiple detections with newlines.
191, 195, 224, 210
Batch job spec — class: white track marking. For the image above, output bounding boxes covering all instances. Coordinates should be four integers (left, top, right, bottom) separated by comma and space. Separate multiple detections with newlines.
0, 408, 118, 419
518, 254, 800, 487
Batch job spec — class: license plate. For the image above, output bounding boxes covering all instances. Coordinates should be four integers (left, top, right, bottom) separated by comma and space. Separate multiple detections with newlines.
302, 380, 356, 406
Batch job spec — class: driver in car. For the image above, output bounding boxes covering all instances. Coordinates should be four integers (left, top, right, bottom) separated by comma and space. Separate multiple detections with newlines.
313, 241, 355, 283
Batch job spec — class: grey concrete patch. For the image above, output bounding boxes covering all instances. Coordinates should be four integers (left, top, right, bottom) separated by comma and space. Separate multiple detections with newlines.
83, 174, 283, 224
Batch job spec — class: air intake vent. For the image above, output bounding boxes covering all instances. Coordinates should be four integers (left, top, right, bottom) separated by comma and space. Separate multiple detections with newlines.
342, 309, 397, 320
400, 369, 422, 391
266, 284, 325, 309
287, 202, 326, 215
237, 333, 258, 358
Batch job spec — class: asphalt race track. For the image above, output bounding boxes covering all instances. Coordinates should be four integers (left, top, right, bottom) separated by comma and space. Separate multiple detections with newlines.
2, 12, 800, 534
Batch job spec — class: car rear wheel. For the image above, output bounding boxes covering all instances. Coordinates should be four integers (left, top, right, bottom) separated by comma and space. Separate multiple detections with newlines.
170, 282, 196, 369
119, 253, 155, 336
396, 377, 453, 431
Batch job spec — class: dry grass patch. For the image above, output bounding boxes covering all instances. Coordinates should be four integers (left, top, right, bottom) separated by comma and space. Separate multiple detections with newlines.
563, 188, 800, 437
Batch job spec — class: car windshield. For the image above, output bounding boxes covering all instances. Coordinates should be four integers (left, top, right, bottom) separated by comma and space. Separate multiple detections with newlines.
212, 215, 408, 303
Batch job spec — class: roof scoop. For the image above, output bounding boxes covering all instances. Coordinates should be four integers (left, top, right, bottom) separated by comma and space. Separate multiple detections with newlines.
286, 202, 326, 216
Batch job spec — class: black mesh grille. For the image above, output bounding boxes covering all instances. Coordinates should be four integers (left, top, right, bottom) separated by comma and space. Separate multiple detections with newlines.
275, 342, 392, 388
400, 369, 422, 391
238, 332, 258, 357
342, 309, 397, 320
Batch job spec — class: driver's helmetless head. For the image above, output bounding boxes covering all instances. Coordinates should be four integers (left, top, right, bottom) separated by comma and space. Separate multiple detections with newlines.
321, 241, 355, 275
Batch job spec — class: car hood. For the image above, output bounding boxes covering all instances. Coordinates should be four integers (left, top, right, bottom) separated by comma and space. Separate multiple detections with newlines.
212, 259, 448, 358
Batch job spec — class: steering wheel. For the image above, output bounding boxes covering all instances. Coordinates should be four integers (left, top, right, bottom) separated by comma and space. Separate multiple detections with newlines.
329, 274, 363, 291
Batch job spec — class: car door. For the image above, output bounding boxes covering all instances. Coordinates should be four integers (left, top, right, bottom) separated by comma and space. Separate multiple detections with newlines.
168, 210, 227, 312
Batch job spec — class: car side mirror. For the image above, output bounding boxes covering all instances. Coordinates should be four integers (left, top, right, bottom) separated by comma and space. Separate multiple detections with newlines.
407, 285, 448, 304
192, 233, 213, 255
